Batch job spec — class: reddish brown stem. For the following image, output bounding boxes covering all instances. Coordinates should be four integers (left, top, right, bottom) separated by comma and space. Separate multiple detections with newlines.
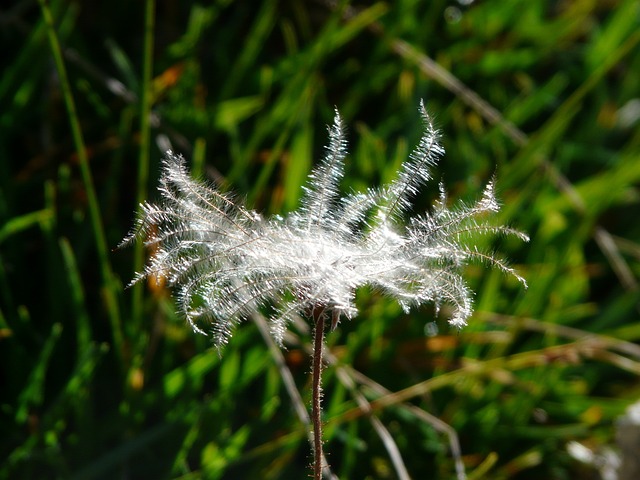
312, 313, 325, 480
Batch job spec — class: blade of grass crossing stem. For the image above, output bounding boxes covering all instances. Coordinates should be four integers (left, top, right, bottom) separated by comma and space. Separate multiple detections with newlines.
37, 0, 124, 365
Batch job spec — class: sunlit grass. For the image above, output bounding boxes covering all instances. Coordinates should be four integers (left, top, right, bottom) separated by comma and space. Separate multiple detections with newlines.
1, 1, 639, 479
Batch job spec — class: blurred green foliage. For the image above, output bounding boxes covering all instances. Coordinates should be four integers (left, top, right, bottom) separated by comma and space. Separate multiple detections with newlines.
1, 0, 639, 478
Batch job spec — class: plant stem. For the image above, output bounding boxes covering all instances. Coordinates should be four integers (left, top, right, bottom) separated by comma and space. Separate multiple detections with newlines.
312, 313, 326, 480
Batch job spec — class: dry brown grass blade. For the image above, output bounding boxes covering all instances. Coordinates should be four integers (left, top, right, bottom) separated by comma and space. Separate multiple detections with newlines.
285, 323, 466, 479
334, 366, 412, 480
480, 312, 640, 360
331, 339, 634, 425
292, 327, 468, 480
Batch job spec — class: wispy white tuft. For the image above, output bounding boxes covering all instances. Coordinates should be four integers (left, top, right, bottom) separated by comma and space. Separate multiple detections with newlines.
121, 102, 528, 347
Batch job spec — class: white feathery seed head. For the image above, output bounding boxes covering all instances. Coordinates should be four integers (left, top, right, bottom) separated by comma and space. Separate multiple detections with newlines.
121, 101, 528, 347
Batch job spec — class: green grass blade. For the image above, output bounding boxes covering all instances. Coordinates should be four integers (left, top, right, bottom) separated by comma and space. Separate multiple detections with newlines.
37, 0, 124, 366
130, 0, 156, 336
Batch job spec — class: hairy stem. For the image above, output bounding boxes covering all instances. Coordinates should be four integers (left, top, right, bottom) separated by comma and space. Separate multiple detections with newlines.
312, 313, 325, 480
